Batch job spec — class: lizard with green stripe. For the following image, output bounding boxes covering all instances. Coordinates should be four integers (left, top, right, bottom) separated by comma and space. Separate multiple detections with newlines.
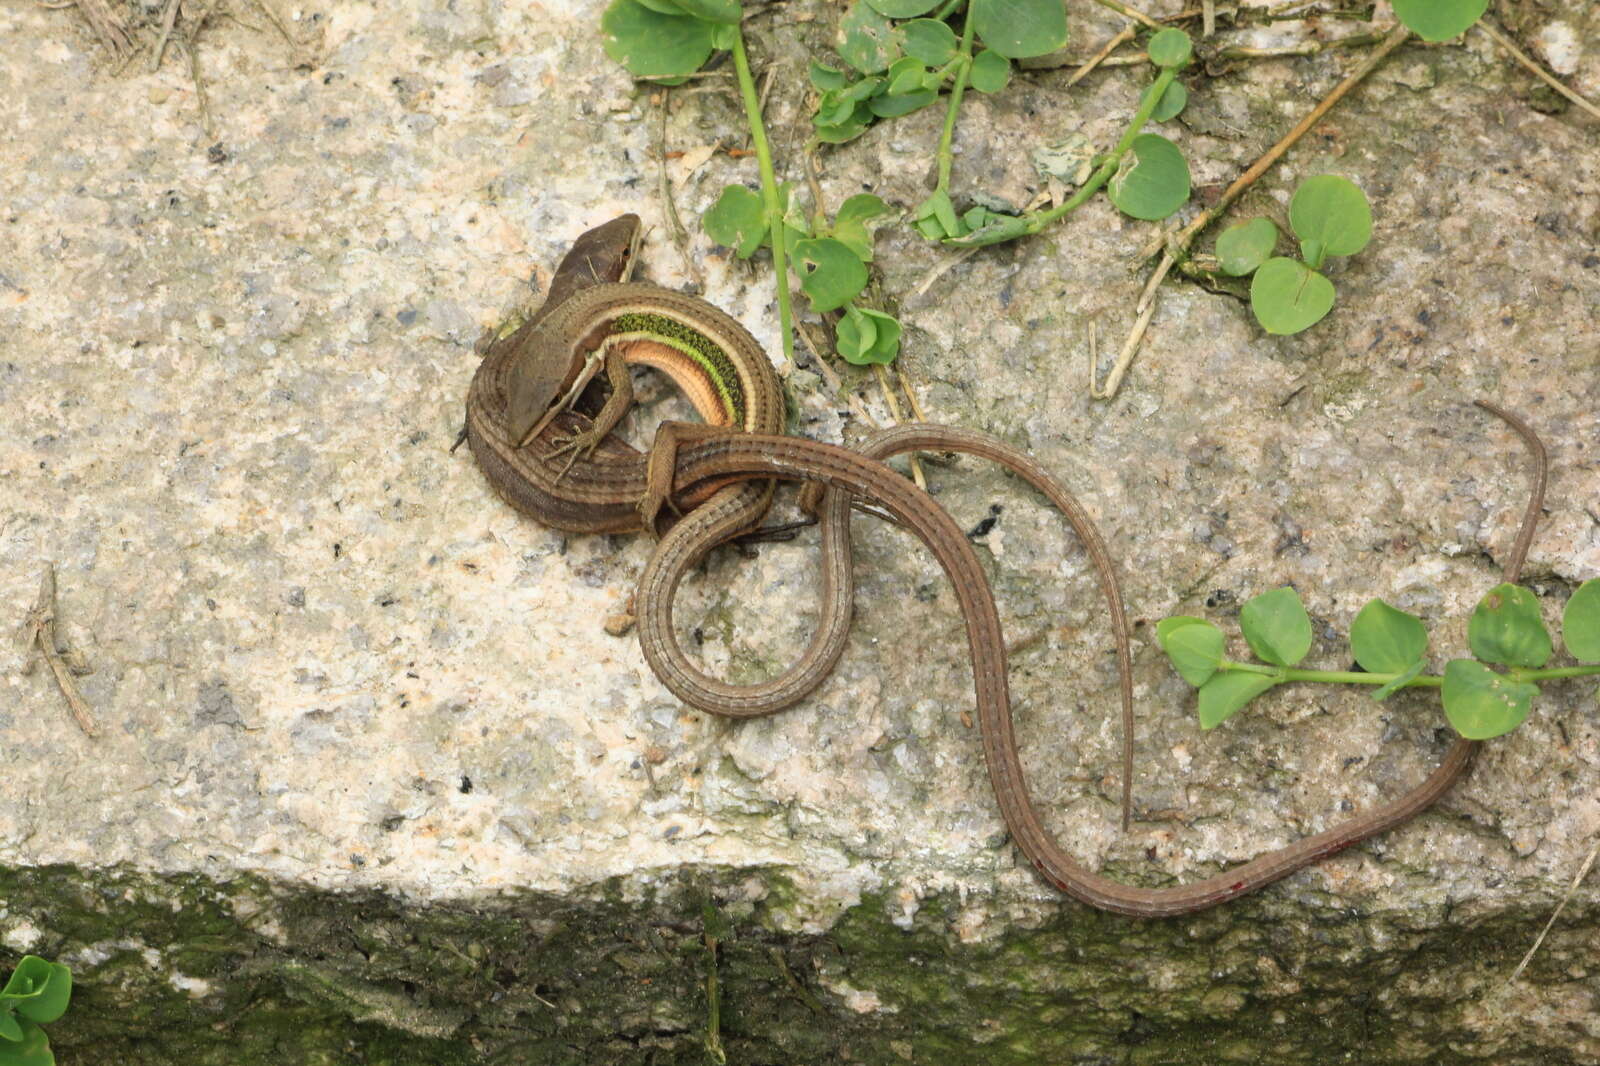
465, 215, 786, 535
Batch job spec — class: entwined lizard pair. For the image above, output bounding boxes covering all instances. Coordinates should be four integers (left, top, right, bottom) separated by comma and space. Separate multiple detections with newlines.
461, 215, 1545, 917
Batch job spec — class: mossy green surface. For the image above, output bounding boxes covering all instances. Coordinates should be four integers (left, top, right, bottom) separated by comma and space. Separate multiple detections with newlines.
1, 862, 1593, 1065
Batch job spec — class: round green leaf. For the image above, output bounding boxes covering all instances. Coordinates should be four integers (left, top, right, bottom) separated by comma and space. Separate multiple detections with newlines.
837, 305, 877, 363
1239, 586, 1313, 667
1150, 80, 1186, 121
886, 57, 927, 95
829, 193, 891, 262
702, 184, 767, 258
1392, 0, 1486, 42
7, 963, 68, 1028
1106, 133, 1190, 221
809, 61, 850, 92
898, 18, 957, 65
600, 0, 716, 78
969, 49, 1011, 93
1216, 217, 1278, 276
838, 0, 900, 74
0, 1018, 52, 1066
1563, 580, 1600, 662
1468, 583, 1552, 668
1146, 27, 1193, 69
835, 192, 891, 225
1442, 659, 1536, 739
1156, 616, 1225, 688
866, 309, 901, 363
0, 1011, 22, 1043
1198, 672, 1278, 730
837, 305, 901, 365
793, 238, 869, 312
971, 0, 1067, 60
814, 107, 875, 144
865, 0, 941, 16
1147, 27, 1192, 68
1289, 174, 1372, 258
1250, 257, 1335, 334
817, 76, 885, 125
1350, 598, 1428, 674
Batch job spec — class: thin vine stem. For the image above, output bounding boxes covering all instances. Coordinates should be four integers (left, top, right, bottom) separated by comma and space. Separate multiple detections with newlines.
934, 11, 978, 196
1220, 662, 1600, 686
730, 28, 794, 365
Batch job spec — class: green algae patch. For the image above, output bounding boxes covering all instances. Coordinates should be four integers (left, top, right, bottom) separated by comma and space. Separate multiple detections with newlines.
0, 862, 1592, 1064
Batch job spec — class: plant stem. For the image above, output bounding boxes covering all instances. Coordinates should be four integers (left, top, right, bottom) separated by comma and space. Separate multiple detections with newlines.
934, 11, 978, 196
703, 931, 725, 1064
1221, 660, 1600, 687
730, 27, 793, 365
1221, 660, 1441, 687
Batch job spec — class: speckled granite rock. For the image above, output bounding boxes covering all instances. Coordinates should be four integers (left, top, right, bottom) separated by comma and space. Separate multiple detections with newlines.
1, 0, 1598, 1062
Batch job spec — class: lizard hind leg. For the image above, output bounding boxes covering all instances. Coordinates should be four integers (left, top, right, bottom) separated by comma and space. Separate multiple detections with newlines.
639, 421, 743, 536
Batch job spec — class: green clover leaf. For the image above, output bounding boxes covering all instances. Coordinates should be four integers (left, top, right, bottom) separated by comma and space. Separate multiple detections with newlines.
1468, 583, 1552, 669
1239, 587, 1313, 667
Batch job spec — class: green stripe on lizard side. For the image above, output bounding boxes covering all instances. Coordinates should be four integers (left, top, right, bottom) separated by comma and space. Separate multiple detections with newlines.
611, 312, 746, 425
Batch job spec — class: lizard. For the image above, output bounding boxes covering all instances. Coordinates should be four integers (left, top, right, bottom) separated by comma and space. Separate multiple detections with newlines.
461, 217, 1547, 916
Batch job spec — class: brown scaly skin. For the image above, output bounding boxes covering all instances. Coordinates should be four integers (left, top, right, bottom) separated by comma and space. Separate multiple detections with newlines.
464, 218, 1548, 916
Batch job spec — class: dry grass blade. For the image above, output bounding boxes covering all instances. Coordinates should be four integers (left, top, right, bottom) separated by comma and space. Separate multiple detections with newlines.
22, 566, 99, 738
63, 0, 135, 56
1477, 20, 1600, 123
152, 0, 182, 70
1503, 837, 1600, 989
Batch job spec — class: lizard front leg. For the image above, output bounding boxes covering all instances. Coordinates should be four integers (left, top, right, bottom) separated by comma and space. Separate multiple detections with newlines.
543, 345, 635, 477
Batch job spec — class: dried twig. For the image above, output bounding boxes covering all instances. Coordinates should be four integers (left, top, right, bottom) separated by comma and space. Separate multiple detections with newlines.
1066, 24, 1137, 88
251, 0, 304, 62
1209, 31, 1383, 65
873, 363, 927, 489
795, 320, 880, 428
62, 0, 135, 56
910, 246, 980, 298
895, 365, 928, 423
1502, 837, 1600, 989
1477, 20, 1600, 123
22, 566, 99, 738
152, 0, 182, 71
179, 37, 214, 137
